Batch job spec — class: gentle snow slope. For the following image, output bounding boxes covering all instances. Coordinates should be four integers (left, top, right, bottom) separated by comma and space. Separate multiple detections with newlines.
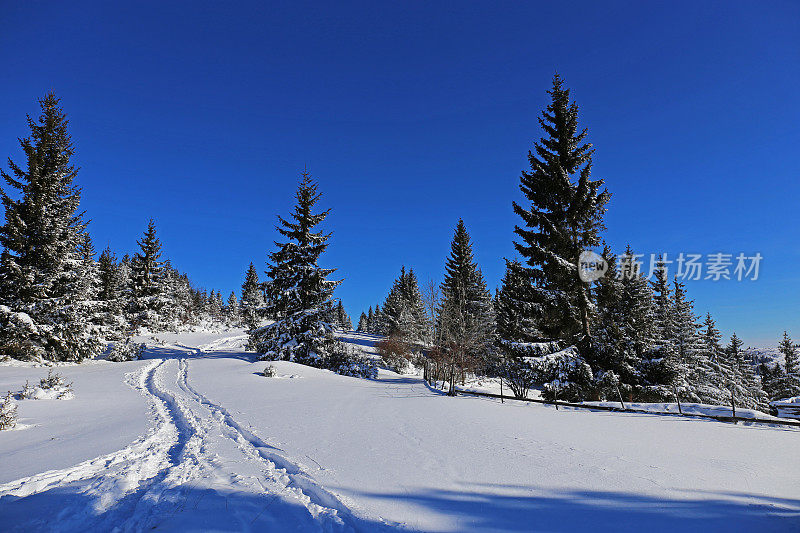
0, 330, 798, 532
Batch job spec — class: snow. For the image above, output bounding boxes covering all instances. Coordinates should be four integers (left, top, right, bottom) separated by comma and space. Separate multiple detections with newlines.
0, 329, 798, 531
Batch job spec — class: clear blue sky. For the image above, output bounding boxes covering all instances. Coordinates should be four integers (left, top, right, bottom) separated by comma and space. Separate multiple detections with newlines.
1, 1, 798, 347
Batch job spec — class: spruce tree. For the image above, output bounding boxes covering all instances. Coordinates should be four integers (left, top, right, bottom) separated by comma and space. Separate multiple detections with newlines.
0, 93, 100, 361
697, 313, 732, 405
438, 220, 495, 394
726, 332, 768, 411
227, 291, 239, 324
241, 262, 264, 329
512, 74, 610, 347
379, 267, 430, 345
130, 219, 167, 330
367, 306, 374, 333
335, 300, 351, 330
357, 312, 368, 332
97, 247, 126, 335
670, 279, 703, 402
250, 171, 341, 364
773, 332, 800, 400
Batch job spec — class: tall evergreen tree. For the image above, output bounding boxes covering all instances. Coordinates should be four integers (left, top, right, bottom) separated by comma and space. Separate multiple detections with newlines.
129, 219, 167, 330
335, 300, 351, 330
380, 266, 430, 345
512, 74, 610, 347
670, 279, 703, 402
250, 171, 341, 364
725, 332, 768, 411
356, 312, 368, 332
241, 262, 264, 329
772, 332, 800, 400
0, 93, 100, 361
227, 291, 239, 323
438, 220, 495, 394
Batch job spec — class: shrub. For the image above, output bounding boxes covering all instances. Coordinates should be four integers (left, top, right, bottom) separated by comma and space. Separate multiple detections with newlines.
37, 369, 74, 399
263, 365, 276, 377
376, 334, 415, 373
325, 343, 378, 379
0, 391, 17, 430
108, 339, 146, 362
20, 380, 35, 399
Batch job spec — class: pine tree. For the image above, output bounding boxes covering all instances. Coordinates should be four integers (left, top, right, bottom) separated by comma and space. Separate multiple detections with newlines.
495, 259, 548, 399
670, 279, 703, 402
367, 306, 374, 333
697, 313, 732, 405
726, 332, 768, 411
641, 256, 680, 396
590, 245, 655, 394
772, 332, 800, 400
380, 267, 430, 345
227, 291, 239, 324
357, 312, 368, 332
250, 171, 341, 365
97, 247, 126, 335
0, 93, 100, 361
240, 262, 264, 329
335, 300, 351, 330
129, 219, 167, 330
512, 74, 610, 347
438, 220, 495, 394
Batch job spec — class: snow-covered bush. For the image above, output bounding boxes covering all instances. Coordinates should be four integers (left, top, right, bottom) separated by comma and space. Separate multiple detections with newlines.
0, 391, 18, 430
107, 338, 146, 362
325, 343, 378, 379
0, 305, 44, 361
262, 365, 276, 377
34, 370, 74, 400
20, 380, 36, 400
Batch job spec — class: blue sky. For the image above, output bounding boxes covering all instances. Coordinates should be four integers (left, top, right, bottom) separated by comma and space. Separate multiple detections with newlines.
1, 1, 798, 346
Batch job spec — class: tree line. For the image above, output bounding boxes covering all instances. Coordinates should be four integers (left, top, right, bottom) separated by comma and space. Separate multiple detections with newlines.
356, 75, 800, 411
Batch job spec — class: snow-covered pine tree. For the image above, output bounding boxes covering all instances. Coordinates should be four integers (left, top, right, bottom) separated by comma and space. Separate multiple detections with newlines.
589, 245, 656, 398
227, 291, 239, 324
366, 306, 374, 333
670, 279, 704, 402
379, 267, 430, 345
74, 232, 104, 335
772, 332, 800, 400
357, 312, 368, 332
129, 219, 169, 331
512, 74, 610, 347
401, 268, 431, 345
505, 75, 610, 401
163, 262, 194, 327
0, 93, 101, 361
639, 256, 680, 398
695, 313, 732, 405
97, 247, 127, 336
334, 300, 351, 331
208, 290, 222, 321
495, 259, 548, 399
372, 304, 385, 335
240, 262, 264, 330
726, 332, 768, 412
249, 171, 341, 365
438, 220, 495, 394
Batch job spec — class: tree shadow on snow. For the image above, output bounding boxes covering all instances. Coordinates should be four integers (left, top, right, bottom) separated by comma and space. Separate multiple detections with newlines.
352, 483, 800, 533
141, 345, 258, 363
0, 482, 397, 533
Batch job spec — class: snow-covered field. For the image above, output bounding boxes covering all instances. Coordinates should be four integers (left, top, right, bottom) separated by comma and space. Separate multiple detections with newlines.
0, 330, 798, 532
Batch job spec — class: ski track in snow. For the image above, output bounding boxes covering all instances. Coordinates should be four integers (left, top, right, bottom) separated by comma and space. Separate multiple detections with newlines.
0, 339, 361, 532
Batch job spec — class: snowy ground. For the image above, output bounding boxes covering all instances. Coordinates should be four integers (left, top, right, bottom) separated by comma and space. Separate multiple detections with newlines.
0, 330, 798, 532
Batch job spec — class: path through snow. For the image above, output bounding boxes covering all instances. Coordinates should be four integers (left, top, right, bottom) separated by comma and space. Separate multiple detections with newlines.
0, 339, 383, 532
